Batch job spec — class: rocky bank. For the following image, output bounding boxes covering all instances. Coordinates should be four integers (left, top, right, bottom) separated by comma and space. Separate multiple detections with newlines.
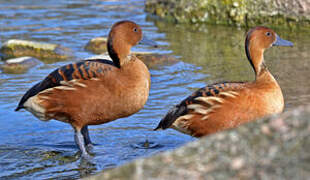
145, 0, 310, 30
86, 105, 310, 179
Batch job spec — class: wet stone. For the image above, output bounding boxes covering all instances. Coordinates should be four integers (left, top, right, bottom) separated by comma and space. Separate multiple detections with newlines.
0, 39, 73, 62
134, 52, 178, 68
85, 105, 310, 179
0, 56, 41, 74
84, 37, 108, 54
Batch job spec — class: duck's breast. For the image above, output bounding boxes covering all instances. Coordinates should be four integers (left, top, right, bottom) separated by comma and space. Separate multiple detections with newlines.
117, 58, 151, 115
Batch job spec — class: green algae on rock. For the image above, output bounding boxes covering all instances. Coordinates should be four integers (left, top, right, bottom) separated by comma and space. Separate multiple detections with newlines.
145, 0, 310, 30
85, 105, 310, 179
0, 39, 73, 62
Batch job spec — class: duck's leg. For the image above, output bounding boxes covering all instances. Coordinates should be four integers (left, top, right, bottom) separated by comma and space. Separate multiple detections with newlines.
74, 127, 91, 159
81, 126, 93, 149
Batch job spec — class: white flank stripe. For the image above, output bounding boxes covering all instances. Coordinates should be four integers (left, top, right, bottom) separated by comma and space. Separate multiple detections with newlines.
194, 97, 214, 105
54, 86, 76, 91
73, 82, 87, 87
187, 104, 205, 110
91, 78, 100, 81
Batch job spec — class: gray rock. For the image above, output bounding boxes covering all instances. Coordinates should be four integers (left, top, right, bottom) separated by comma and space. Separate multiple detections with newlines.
85, 105, 310, 180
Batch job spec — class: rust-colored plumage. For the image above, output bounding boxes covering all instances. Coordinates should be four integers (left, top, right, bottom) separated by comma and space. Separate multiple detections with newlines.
155, 26, 293, 137
16, 21, 153, 158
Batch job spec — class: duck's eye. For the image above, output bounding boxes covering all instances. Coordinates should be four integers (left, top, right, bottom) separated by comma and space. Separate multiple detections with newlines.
133, 28, 138, 32
266, 32, 271, 36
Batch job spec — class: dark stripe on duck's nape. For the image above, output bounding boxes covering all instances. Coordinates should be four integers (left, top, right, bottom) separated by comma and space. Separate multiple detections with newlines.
245, 28, 256, 75
107, 36, 121, 68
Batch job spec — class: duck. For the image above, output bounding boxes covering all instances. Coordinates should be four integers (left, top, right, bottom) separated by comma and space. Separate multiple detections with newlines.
15, 20, 154, 158
155, 26, 293, 137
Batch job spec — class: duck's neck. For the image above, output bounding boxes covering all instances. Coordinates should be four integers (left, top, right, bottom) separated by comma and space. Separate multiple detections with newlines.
246, 39, 269, 80
248, 48, 277, 84
250, 48, 264, 77
107, 38, 131, 68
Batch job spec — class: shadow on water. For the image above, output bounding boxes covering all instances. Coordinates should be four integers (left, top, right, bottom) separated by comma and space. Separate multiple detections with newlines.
0, 0, 309, 179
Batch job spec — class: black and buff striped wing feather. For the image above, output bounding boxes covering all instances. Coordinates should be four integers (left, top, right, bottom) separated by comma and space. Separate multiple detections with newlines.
154, 82, 243, 130
15, 59, 115, 111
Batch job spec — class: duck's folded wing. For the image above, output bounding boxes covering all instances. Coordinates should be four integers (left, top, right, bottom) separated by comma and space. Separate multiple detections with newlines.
15, 59, 115, 111
154, 82, 243, 130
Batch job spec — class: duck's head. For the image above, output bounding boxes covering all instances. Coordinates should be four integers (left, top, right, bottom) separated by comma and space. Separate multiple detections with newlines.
245, 26, 293, 75
107, 20, 143, 68
246, 26, 293, 50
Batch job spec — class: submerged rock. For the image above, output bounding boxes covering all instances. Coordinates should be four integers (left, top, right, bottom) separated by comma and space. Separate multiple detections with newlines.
86, 105, 310, 179
0, 39, 73, 62
145, 0, 310, 29
0, 56, 41, 74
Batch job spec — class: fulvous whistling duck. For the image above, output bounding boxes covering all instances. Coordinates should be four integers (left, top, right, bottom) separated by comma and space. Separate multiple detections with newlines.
15, 20, 155, 158
155, 26, 293, 137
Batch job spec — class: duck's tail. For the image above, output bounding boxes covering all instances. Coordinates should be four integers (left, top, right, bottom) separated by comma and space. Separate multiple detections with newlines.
154, 105, 186, 131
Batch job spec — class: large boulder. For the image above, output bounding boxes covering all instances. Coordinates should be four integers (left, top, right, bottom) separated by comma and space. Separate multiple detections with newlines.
86, 105, 310, 179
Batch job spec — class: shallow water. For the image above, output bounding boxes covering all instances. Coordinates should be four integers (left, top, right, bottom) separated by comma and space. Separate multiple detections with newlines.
0, 0, 309, 179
